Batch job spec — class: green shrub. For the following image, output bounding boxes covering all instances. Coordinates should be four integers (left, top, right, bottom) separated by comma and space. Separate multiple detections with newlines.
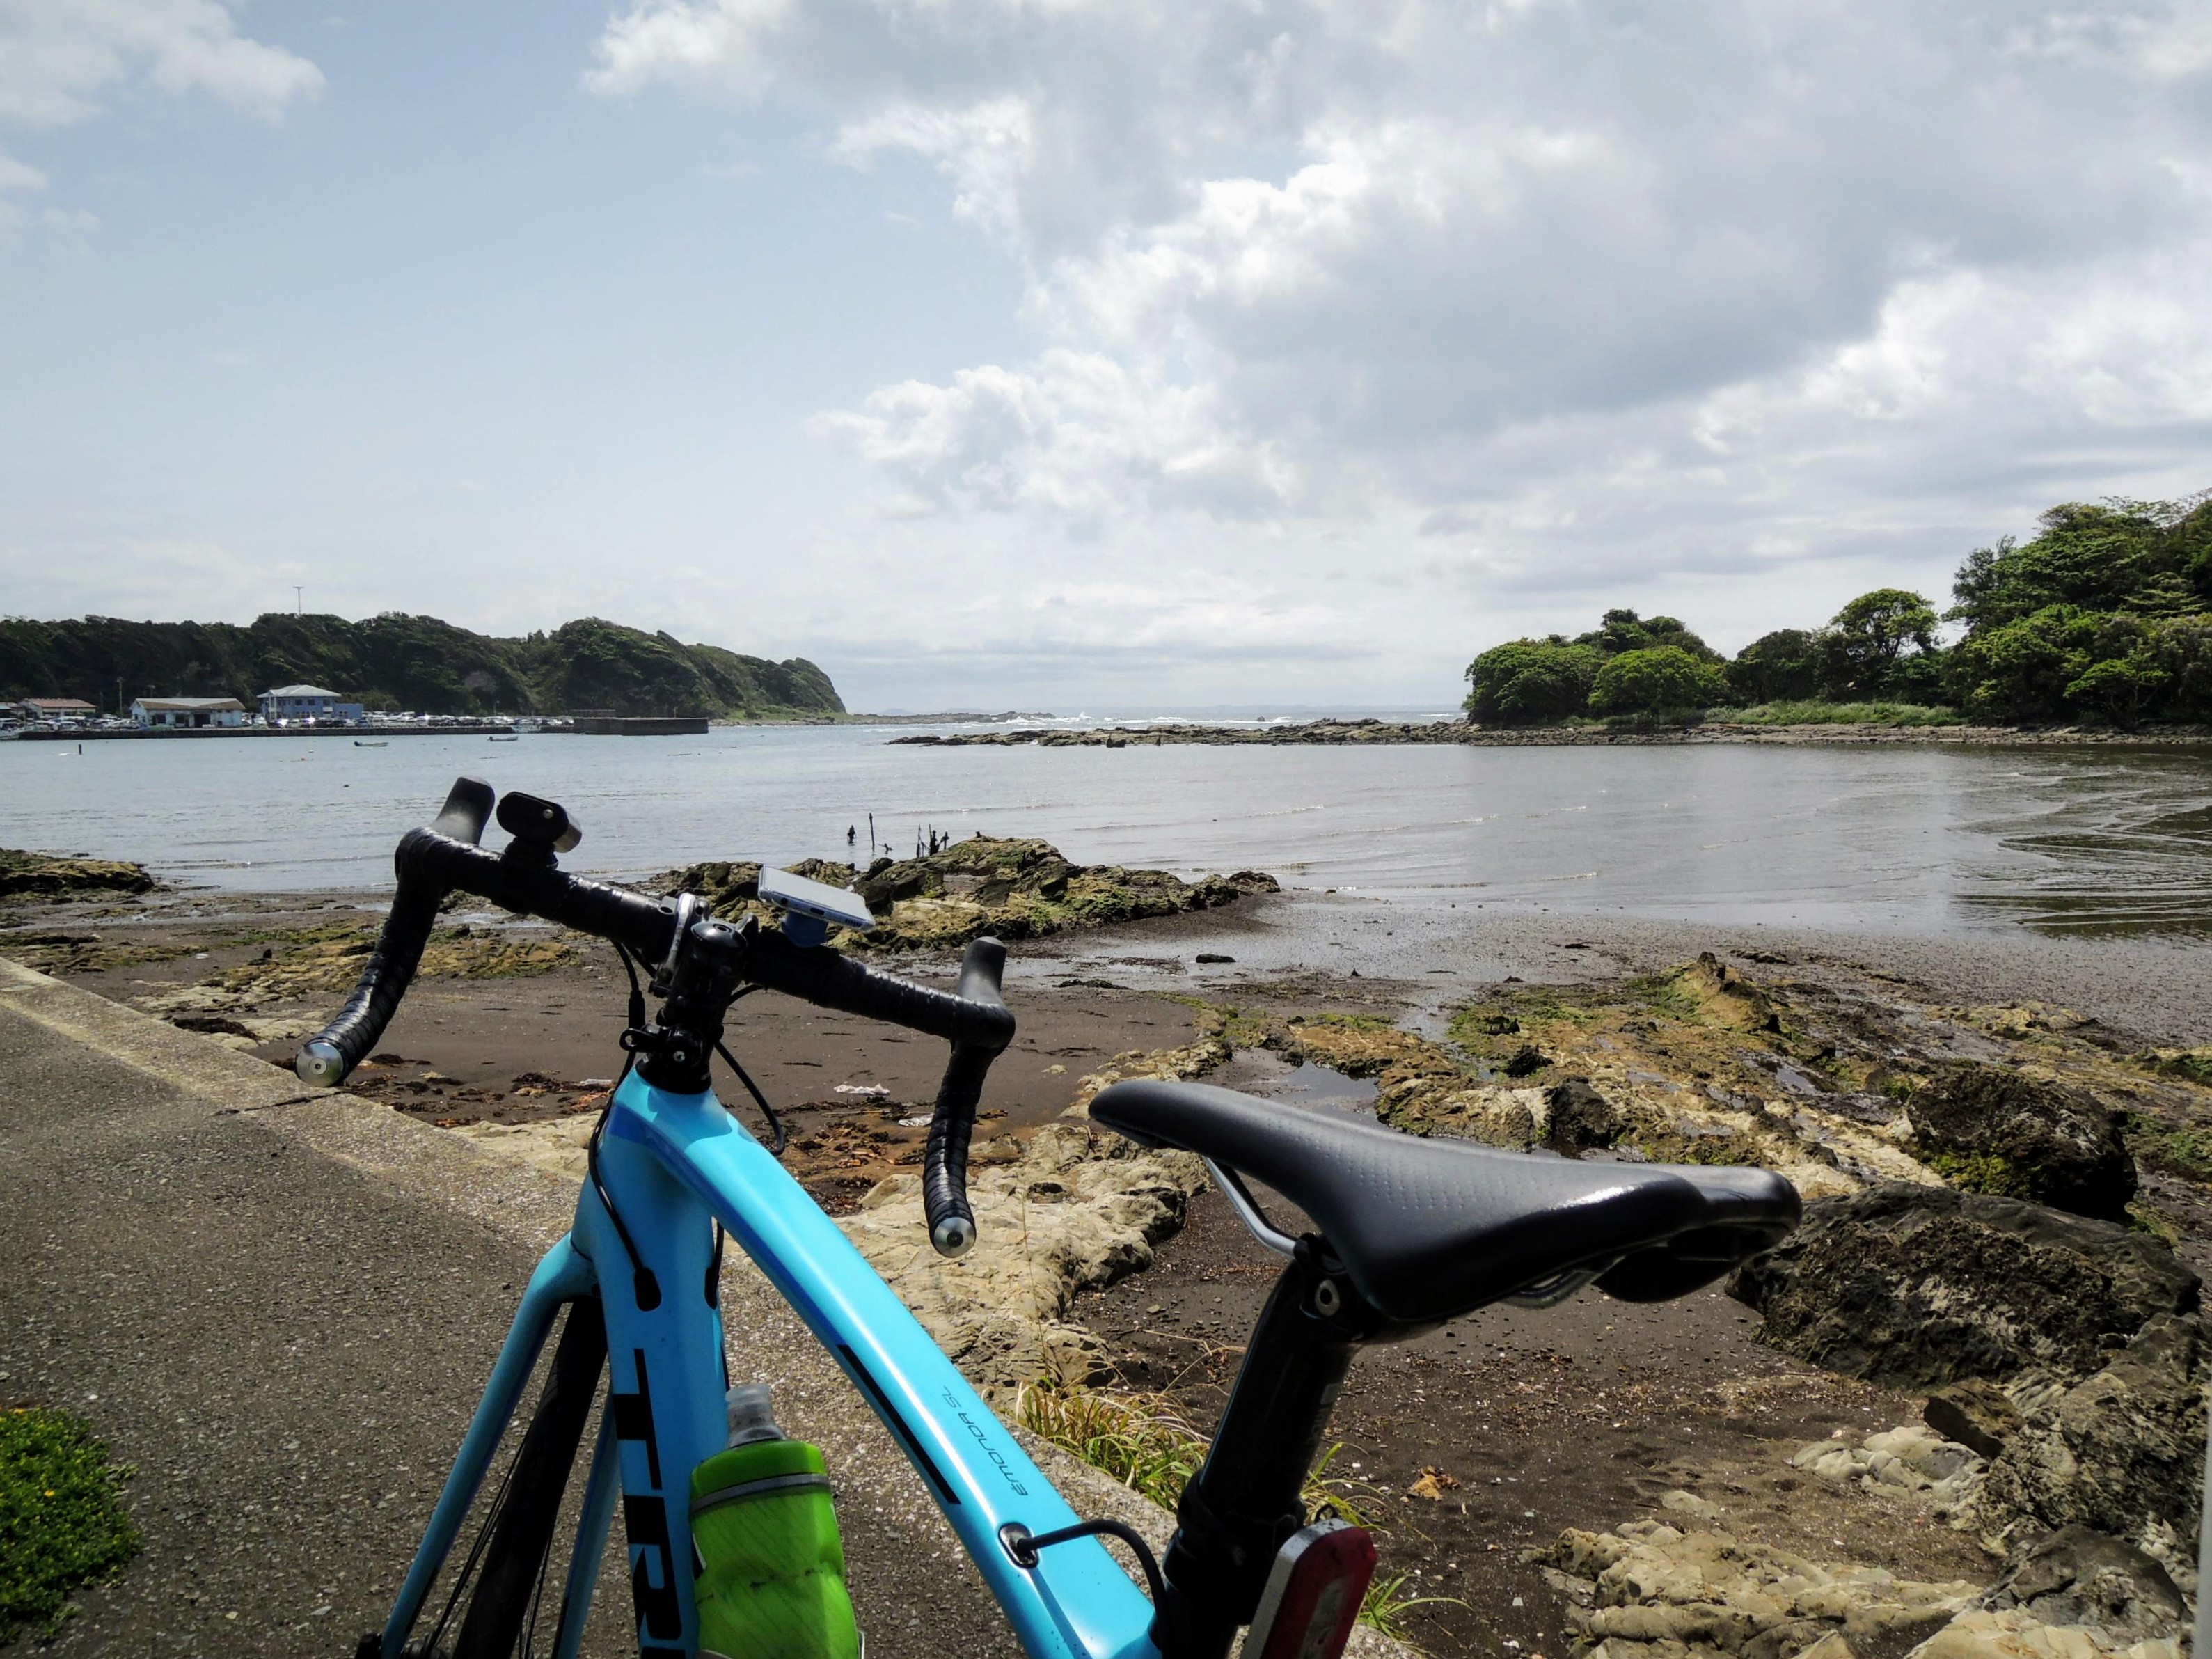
1588, 646, 1730, 717
1463, 639, 1605, 725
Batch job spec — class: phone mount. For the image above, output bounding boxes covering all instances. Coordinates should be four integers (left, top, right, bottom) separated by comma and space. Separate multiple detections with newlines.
757, 867, 876, 948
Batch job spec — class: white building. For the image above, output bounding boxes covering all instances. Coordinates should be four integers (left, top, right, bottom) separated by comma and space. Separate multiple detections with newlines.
15, 698, 98, 723
259, 684, 364, 723
132, 697, 248, 730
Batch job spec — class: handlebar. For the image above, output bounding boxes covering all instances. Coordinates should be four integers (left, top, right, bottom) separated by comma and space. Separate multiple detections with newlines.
297, 777, 1016, 1257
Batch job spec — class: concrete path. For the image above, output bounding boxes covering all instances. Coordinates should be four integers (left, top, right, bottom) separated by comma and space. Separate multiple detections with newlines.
0, 961, 1043, 1657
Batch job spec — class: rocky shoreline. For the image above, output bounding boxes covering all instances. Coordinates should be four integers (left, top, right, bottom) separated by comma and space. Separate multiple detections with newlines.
6, 864, 2209, 1659
891, 718, 2212, 749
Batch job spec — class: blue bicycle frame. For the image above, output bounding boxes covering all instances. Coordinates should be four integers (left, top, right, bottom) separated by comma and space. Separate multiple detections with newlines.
382, 1069, 1162, 1659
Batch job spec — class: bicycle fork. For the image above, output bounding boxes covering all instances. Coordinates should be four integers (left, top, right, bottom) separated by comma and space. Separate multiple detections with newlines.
378, 1148, 729, 1659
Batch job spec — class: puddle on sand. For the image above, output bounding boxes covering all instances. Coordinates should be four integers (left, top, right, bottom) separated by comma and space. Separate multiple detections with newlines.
1210, 1048, 1380, 1118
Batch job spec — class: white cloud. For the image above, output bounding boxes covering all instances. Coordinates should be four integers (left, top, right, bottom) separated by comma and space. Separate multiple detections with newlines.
585, 0, 793, 97
0, 0, 324, 128
594, 0, 2212, 677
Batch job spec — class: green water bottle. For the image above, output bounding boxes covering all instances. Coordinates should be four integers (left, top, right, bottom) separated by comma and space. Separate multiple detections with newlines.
690, 1382, 862, 1659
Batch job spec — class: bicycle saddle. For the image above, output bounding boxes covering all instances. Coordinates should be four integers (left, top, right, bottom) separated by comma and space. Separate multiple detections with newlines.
1089, 1080, 1800, 1326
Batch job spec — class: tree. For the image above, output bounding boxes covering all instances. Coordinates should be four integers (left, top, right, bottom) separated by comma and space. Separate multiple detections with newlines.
1728, 629, 1823, 703
1588, 647, 1730, 718
1823, 589, 1938, 697
1950, 500, 2197, 631
1574, 608, 1721, 661
2144, 615, 2212, 721
1464, 640, 1605, 725
2064, 657, 2167, 727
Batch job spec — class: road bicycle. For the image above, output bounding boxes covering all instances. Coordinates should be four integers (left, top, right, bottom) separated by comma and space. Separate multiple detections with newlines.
308, 777, 1800, 1659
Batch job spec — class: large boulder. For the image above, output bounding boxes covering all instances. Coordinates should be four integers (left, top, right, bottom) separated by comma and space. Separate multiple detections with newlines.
1728, 1185, 2197, 1388
1971, 1316, 2206, 1559
1908, 1065, 2135, 1222
1983, 1526, 2186, 1641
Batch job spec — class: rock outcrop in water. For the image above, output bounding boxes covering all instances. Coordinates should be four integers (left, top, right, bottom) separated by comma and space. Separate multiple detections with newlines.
663, 835, 1279, 952
0, 848, 156, 899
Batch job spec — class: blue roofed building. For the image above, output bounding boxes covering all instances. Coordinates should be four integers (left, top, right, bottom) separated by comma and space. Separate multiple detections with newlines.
259, 684, 364, 724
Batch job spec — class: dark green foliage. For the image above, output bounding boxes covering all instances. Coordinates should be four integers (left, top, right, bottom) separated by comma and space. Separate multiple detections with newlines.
1948, 604, 2172, 723
1951, 498, 2208, 631
1466, 607, 1723, 723
1467, 487, 2212, 729
1, 1407, 141, 1640
1822, 588, 1940, 698
1574, 608, 1721, 661
1588, 645, 1730, 716
0, 613, 844, 718
1728, 629, 1824, 702
1928, 492, 2212, 723
1462, 639, 1604, 724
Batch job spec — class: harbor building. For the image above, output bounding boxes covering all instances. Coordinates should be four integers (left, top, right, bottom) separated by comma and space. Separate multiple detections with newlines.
132, 696, 249, 729
258, 684, 364, 724
14, 698, 98, 722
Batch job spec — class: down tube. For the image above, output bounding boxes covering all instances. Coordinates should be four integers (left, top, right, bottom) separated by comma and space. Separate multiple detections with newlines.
606, 1076, 1162, 1659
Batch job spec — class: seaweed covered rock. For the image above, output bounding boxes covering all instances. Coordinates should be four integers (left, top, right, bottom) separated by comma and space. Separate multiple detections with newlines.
0, 848, 156, 900
1728, 1184, 2197, 1387
1908, 1064, 2135, 1221
661, 836, 1277, 952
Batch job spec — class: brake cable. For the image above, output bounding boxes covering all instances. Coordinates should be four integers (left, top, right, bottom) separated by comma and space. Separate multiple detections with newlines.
586, 942, 659, 1311
712, 1037, 787, 1157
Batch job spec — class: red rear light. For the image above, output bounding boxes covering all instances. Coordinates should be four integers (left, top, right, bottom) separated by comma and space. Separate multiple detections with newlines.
1240, 1519, 1378, 1659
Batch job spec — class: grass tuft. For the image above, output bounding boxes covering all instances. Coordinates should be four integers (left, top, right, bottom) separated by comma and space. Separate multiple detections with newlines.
1, 1406, 141, 1641
1018, 1383, 1416, 1633
1016, 1381, 1208, 1511
1357, 1571, 1469, 1643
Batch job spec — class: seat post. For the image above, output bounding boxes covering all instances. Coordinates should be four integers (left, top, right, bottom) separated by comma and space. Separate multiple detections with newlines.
1153, 1239, 1377, 1659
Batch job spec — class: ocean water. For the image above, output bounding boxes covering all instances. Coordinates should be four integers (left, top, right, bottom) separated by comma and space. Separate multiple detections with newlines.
3, 724, 2209, 937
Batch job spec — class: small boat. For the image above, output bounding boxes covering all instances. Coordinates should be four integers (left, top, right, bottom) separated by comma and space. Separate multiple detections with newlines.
354, 739, 388, 748
487, 733, 519, 742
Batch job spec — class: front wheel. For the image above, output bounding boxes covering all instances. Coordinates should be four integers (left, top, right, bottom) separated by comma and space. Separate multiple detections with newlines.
365, 1296, 609, 1659
451, 1295, 608, 1657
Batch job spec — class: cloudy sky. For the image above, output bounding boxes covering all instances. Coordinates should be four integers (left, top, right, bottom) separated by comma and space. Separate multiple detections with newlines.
3, 1, 2209, 709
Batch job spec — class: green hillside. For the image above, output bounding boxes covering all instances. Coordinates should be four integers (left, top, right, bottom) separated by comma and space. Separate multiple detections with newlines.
0, 612, 845, 719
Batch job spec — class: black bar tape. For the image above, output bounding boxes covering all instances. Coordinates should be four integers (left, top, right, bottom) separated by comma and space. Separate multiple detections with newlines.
293, 873, 445, 1086
296, 778, 679, 1087
922, 939, 1006, 1258
740, 932, 1014, 1051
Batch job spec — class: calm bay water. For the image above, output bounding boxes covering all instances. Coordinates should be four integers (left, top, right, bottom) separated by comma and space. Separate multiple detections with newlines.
3, 726, 2209, 937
